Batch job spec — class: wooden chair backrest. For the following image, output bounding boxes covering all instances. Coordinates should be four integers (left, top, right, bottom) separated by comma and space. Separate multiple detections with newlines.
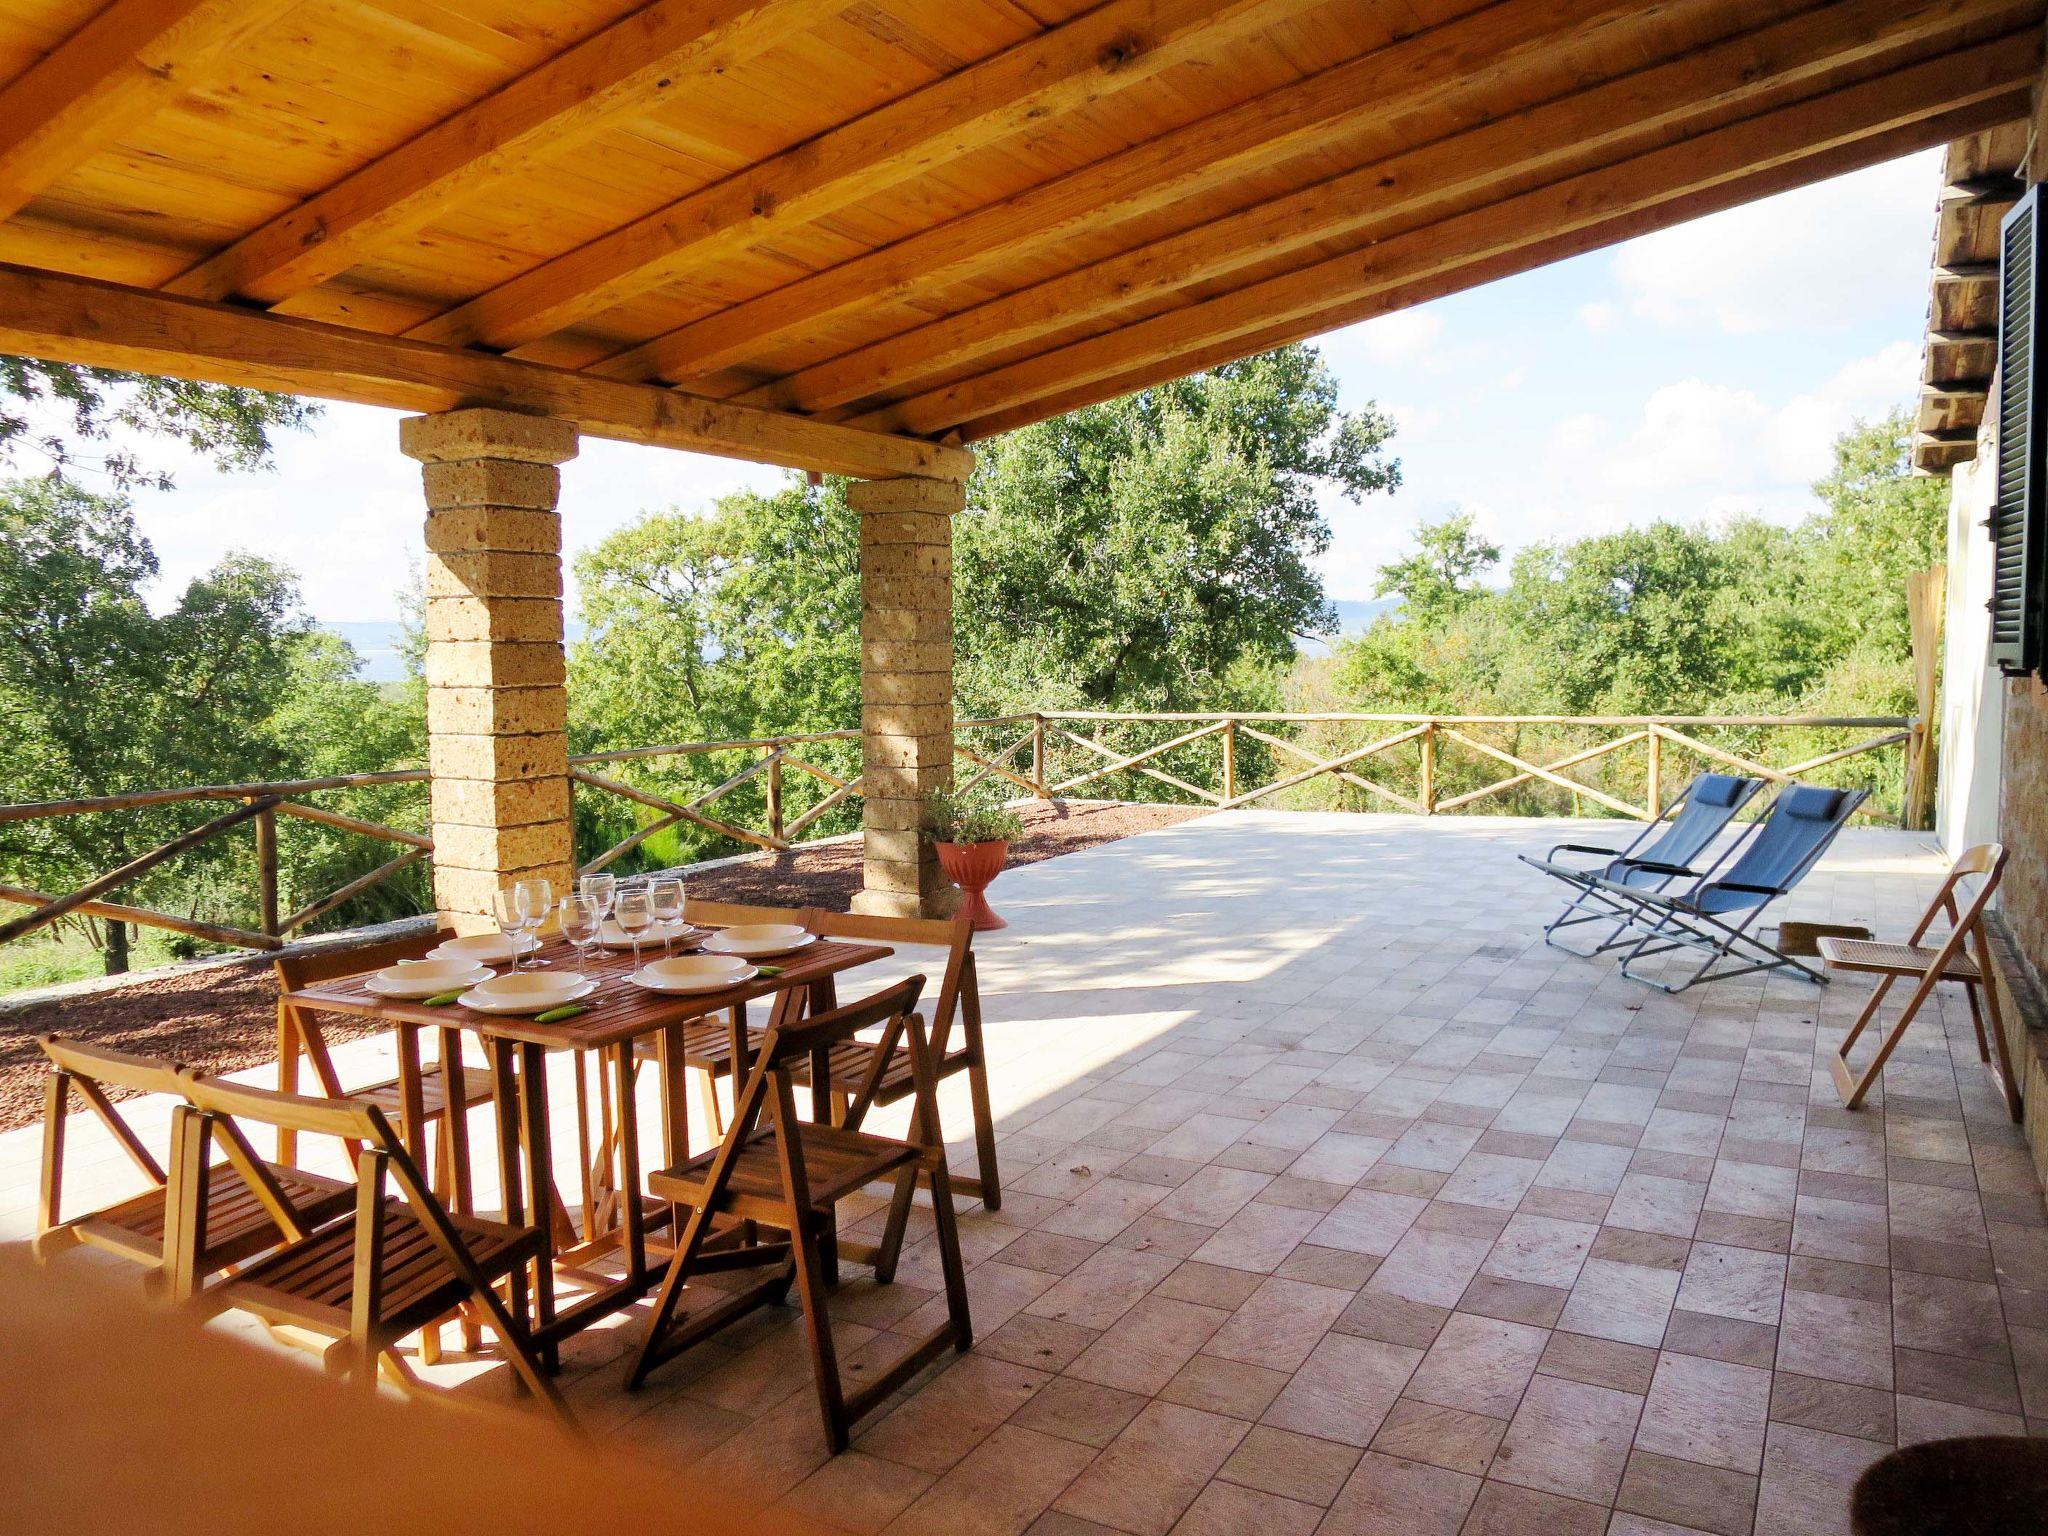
683, 897, 803, 928
273, 928, 448, 991
680, 978, 934, 1265
804, 911, 975, 1053
36, 1035, 186, 1227
1909, 843, 2008, 963
178, 1070, 387, 1145
757, 976, 928, 1074
38, 1034, 189, 1100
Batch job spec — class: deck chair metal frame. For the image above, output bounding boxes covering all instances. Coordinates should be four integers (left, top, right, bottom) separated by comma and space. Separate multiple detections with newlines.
171, 1070, 573, 1427
1827, 842, 2019, 1121
624, 976, 973, 1452
1592, 784, 1869, 993
1519, 772, 1765, 957
33, 1035, 352, 1280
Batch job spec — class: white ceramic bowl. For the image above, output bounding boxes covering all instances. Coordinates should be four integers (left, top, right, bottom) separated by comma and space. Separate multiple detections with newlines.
430, 933, 535, 965
467, 971, 585, 1007
719, 923, 808, 946
642, 954, 749, 984
631, 954, 756, 994
703, 923, 815, 958
367, 958, 493, 997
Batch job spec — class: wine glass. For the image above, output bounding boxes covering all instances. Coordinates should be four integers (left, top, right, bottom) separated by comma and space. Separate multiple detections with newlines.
492, 886, 528, 974
557, 892, 600, 972
614, 885, 654, 975
649, 876, 684, 958
580, 871, 617, 922
514, 876, 553, 967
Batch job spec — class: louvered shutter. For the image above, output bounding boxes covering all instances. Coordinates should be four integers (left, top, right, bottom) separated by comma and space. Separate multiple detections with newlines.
1992, 184, 2046, 674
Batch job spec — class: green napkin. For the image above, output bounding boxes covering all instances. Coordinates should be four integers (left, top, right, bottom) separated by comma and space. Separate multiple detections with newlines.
534, 1003, 590, 1024
756, 964, 784, 978
422, 989, 465, 1006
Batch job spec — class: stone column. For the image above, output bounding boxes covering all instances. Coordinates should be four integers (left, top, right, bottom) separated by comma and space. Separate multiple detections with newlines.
399, 408, 579, 933
848, 474, 964, 919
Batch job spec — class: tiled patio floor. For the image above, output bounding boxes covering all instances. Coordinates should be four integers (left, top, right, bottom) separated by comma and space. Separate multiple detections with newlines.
7, 810, 2043, 1536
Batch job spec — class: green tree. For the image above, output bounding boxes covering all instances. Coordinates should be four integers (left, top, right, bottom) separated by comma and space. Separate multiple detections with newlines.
0, 357, 315, 490
568, 344, 1400, 861
1328, 407, 1945, 819
957, 346, 1399, 711
0, 479, 394, 971
1373, 511, 1500, 624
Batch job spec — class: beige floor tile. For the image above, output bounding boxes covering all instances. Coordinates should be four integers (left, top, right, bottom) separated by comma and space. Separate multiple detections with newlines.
1491, 1374, 1642, 1503
1054, 1401, 1252, 1536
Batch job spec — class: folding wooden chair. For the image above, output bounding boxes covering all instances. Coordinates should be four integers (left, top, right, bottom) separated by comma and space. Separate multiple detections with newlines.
1827, 843, 2019, 1120
33, 1035, 353, 1281
624, 976, 973, 1452
677, 900, 1002, 1208
171, 1070, 573, 1426
273, 929, 492, 1182
795, 912, 1000, 1211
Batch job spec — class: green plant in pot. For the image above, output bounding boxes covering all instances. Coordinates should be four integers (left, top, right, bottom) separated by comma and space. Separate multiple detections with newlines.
923, 789, 1025, 931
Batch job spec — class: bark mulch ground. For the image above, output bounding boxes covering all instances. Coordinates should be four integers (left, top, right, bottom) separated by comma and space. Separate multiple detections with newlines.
0, 801, 1204, 1132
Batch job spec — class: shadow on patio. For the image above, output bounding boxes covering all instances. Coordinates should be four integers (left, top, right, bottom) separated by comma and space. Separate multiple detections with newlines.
8, 809, 2035, 1536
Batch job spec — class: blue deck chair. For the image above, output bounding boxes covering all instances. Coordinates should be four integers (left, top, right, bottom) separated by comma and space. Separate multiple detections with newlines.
1518, 772, 1765, 957
1594, 783, 1869, 993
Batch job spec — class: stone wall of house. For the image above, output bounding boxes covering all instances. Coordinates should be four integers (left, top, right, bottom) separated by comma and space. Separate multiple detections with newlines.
2004, 674, 2048, 984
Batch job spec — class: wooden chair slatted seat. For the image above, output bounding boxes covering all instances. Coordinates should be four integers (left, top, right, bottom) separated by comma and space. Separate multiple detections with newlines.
34, 1035, 352, 1275
624, 975, 973, 1452
679, 899, 1001, 1208
1827, 842, 2020, 1120
172, 1070, 573, 1425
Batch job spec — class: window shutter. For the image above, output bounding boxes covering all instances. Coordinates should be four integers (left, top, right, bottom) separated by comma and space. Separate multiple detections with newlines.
1991, 183, 2046, 674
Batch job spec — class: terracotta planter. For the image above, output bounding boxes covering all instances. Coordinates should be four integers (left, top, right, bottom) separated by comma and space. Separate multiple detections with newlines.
934, 838, 1010, 930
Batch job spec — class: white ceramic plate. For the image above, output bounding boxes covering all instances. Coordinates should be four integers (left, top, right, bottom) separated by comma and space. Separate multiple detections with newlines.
366, 961, 494, 998
702, 925, 816, 959
629, 956, 758, 994
457, 972, 596, 1015
598, 919, 704, 951
428, 933, 538, 966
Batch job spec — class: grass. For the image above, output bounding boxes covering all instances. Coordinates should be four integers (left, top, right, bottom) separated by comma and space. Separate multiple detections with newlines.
0, 928, 199, 998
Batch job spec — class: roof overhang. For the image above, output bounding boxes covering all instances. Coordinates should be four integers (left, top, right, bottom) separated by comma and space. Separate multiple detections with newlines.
0, 0, 2039, 479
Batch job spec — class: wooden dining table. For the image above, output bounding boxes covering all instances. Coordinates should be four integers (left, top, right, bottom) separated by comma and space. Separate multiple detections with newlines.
280, 932, 893, 1365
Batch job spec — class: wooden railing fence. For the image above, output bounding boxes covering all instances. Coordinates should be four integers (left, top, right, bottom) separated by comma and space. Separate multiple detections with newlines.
0, 712, 1916, 955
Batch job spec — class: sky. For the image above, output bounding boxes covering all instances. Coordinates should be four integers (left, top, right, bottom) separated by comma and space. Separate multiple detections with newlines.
101, 147, 1943, 624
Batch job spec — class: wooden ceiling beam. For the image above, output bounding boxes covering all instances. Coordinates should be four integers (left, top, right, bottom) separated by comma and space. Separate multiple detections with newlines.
589, 0, 1659, 387
857, 34, 2037, 437
760, 0, 2020, 420
955, 94, 2027, 441
0, 0, 300, 222
0, 263, 969, 482
163, 0, 839, 306
402, 0, 1310, 352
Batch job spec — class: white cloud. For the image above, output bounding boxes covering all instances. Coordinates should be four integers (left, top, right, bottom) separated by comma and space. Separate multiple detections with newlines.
1609, 150, 1940, 334
1350, 309, 1445, 366
1528, 340, 1920, 536
1389, 403, 1443, 439
1578, 301, 1618, 332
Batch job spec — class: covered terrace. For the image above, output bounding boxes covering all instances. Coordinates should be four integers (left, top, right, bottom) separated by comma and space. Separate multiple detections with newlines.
4, 2, 2048, 1534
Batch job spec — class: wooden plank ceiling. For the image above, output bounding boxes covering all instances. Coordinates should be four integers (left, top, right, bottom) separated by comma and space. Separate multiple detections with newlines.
0, 0, 2039, 478
1911, 120, 2025, 473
